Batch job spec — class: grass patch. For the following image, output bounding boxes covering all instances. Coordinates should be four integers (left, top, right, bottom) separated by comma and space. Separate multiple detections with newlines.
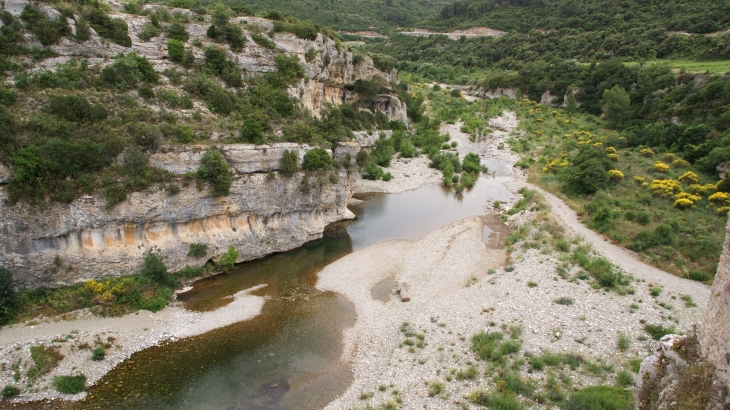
644, 324, 676, 340
563, 385, 634, 410
617, 332, 631, 351
1, 385, 19, 400
52, 375, 86, 394
554, 297, 574, 306
28, 345, 63, 381
467, 390, 524, 409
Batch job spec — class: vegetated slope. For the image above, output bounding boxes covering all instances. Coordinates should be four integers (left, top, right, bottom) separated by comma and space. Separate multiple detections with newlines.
212, 0, 454, 32
0, 0, 404, 207
423, 0, 730, 34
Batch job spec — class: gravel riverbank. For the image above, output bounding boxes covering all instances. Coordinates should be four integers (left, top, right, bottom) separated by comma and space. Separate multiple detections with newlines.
0, 286, 266, 403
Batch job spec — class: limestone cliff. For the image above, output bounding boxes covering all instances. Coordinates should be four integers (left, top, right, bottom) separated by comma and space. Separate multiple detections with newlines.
3, 0, 407, 123
0, 150, 355, 288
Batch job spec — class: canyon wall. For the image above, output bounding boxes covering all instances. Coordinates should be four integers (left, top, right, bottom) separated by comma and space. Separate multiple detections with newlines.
0, 144, 357, 288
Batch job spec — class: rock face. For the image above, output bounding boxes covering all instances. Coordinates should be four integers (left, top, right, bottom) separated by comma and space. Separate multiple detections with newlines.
0, 154, 356, 288
701, 216, 730, 391
636, 334, 694, 409
149, 143, 327, 175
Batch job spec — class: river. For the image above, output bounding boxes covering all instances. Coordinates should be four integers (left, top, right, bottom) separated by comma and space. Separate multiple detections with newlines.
79, 174, 513, 410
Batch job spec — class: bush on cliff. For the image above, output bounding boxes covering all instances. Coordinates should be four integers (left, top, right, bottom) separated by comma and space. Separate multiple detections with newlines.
141, 252, 178, 287
302, 148, 332, 171
279, 150, 299, 176
197, 149, 232, 196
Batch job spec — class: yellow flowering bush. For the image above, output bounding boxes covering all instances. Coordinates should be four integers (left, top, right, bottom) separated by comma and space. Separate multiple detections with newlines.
592, 142, 603, 148
688, 183, 717, 196
651, 179, 682, 198
543, 157, 570, 173
709, 192, 730, 206
653, 162, 670, 173
640, 148, 654, 157
672, 159, 690, 168
634, 176, 645, 185
605, 146, 617, 154
675, 192, 701, 203
608, 153, 619, 162
673, 198, 694, 210
718, 207, 730, 217
663, 153, 676, 163
678, 171, 699, 185
608, 170, 624, 182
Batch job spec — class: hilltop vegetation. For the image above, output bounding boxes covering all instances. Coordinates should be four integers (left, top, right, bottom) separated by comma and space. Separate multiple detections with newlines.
215, 0, 454, 33
0, 1, 401, 207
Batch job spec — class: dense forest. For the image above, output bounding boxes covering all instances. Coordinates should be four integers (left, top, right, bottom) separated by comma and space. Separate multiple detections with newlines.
429, 0, 730, 34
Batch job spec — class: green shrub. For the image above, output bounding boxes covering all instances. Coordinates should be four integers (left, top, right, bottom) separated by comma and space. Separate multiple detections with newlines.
279, 150, 299, 175
141, 252, 177, 287
86, 9, 131, 47
188, 243, 208, 258
103, 183, 127, 210
197, 149, 232, 196
138, 84, 154, 99
166, 22, 189, 42
217, 246, 238, 271
362, 162, 384, 180
0, 268, 15, 325
167, 39, 184, 62
644, 324, 675, 340
302, 148, 332, 171
1, 385, 19, 400
75, 17, 91, 41
240, 119, 264, 144
250, 32, 276, 49
689, 270, 712, 282
48, 95, 106, 123
382, 172, 393, 181
617, 332, 630, 351
555, 297, 574, 306
370, 53, 396, 72
21, 5, 71, 46
138, 22, 162, 41
617, 370, 633, 387
91, 347, 105, 361
462, 152, 481, 173
563, 386, 634, 410
52, 375, 86, 394
103, 53, 158, 89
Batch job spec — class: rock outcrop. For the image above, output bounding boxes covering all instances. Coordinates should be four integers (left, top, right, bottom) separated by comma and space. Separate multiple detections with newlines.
0, 161, 356, 288
701, 215, 730, 393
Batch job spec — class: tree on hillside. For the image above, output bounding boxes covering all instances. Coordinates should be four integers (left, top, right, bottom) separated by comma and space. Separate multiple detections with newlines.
601, 85, 631, 130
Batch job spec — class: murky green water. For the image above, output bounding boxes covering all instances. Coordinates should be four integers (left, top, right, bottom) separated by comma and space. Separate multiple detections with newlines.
79, 176, 513, 410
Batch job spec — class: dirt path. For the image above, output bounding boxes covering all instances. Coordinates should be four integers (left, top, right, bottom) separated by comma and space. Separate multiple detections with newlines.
514, 181, 709, 305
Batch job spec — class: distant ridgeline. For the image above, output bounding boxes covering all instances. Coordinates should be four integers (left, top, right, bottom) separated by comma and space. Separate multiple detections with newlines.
359, 0, 730, 177
428, 0, 730, 34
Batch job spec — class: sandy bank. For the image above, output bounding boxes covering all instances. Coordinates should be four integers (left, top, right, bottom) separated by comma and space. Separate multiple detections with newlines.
0, 286, 266, 403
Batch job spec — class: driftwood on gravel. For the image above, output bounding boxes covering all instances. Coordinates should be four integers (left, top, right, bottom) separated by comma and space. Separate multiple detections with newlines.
397, 283, 410, 302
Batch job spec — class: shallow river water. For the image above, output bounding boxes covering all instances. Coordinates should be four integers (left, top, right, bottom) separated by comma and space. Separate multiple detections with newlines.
79, 175, 513, 410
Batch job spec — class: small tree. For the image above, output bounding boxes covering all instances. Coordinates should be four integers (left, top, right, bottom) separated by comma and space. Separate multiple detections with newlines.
197, 150, 232, 196
217, 246, 238, 271
240, 119, 264, 144
166, 22, 189, 42
210, 3, 231, 27
602, 85, 631, 129
302, 148, 332, 171
167, 39, 184, 62
141, 252, 177, 287
279, 150, 299, 176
